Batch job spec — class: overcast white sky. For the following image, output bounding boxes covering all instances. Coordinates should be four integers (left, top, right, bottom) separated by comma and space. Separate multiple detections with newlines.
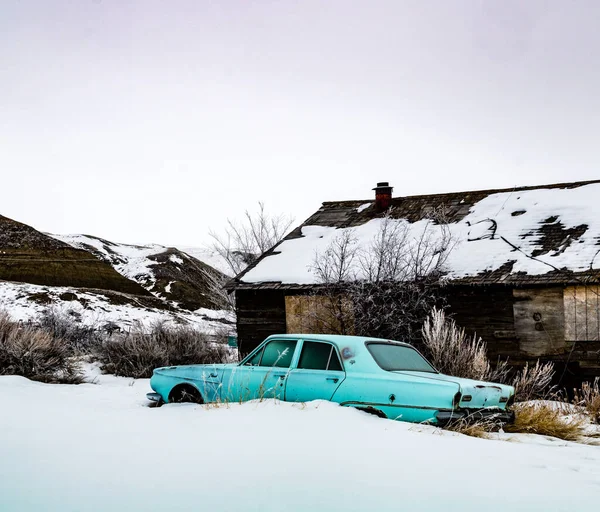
1, 1, 599, 247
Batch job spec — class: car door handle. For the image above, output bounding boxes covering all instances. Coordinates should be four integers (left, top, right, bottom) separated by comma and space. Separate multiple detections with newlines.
326, 377, 339, 383
273, 373, 286, 379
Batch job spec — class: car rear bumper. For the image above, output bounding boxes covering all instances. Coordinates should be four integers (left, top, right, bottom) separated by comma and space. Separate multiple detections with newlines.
436, 408, 515, 426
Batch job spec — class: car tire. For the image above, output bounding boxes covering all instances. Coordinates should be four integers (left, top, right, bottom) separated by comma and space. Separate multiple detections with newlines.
168, 385, 204, 404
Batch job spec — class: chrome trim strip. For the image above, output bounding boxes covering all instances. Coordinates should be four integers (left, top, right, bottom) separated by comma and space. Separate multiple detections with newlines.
340, 400, 452, 412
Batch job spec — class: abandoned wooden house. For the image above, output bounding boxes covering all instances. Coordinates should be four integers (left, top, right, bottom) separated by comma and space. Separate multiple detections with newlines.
227, 179, 600, 386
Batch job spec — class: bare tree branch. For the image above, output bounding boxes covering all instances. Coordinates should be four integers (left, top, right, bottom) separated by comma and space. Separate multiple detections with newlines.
209, 202, 294, 276
309, 208, 456, 342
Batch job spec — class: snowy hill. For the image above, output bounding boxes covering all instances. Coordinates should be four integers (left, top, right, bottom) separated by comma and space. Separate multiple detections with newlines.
175, 245, 233, 276
0, 215, 233, 332
50, 234, 229, 311
0, 215, 149, 296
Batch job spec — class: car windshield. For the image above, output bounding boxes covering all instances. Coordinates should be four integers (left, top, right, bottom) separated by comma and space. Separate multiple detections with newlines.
366, 343, 437, 373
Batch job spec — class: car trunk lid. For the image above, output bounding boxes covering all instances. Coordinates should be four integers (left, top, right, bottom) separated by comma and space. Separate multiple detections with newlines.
395, 371, 511, 409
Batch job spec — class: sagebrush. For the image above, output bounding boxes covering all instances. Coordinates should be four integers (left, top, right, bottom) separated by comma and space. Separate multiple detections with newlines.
96, 321, 229, 378
0, 311, 81, 383
511, 360, 555, 402
421, 308, 555, 401
574, 378, 600, 424
38, 308, 106, 354
421, 307, 500, 381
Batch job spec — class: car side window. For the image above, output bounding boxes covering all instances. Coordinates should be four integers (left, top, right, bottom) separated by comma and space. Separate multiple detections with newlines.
245, 347, 264, 366
328, 348, 343, 371
298, 341, 344, 371
259, 339, 297, 368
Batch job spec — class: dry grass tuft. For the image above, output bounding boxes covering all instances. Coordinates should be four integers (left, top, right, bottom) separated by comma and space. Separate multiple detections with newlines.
504, 402, 586, 442
96, 321, 229, 378
443, 418, 497, 439
0, 311, 81, 383
574, 378, 600, 425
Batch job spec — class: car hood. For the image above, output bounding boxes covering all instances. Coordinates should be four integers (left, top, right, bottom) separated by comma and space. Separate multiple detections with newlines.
396, 371, 514, 409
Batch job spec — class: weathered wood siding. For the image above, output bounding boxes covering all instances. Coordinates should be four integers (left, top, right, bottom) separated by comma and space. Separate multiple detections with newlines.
511, 287, 600, 382
513, 287, 566, 357
235, 289, 287, 355
445, 286, 518, 362
285, 295, 354, 335
564, 285, 600, 342
236, 284, 600, 382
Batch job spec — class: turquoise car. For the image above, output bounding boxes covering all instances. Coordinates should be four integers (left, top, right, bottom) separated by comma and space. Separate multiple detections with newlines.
147, 334, 515, 425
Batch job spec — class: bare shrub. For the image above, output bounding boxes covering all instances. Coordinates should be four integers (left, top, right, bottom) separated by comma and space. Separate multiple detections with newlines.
504, 402, 586, 441
0, 311, 81, 383
421, 307, 496, 381
37, 308, 105, 354
210, 202, 294, 275
421, 308, 554, 401
574, 378, 600, 424
511, 361, 555, 402
97, 321, 229, 378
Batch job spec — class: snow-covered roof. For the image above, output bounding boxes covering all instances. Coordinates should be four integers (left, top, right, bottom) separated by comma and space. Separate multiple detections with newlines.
232, 180, 600, 288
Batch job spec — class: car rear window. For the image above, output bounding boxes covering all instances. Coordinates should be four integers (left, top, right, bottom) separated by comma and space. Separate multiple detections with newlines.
366, 343, 437, 373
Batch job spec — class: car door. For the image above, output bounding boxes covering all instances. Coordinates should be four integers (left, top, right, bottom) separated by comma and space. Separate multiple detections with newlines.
284, 340, 346, 402
225, 338, 299, 402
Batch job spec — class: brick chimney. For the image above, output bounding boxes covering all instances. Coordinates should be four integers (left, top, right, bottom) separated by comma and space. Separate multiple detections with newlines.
373, 182, 393, 212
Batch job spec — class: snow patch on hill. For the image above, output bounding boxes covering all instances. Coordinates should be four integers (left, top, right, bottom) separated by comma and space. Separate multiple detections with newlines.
176, 245, 234, 276
50, 234, 166, 291
0, 281, 233, 333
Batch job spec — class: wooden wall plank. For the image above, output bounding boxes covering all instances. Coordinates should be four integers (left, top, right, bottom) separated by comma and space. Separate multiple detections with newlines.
513, 287, 566, 357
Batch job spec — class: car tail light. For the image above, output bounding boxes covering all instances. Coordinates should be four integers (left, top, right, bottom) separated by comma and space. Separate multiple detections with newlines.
499, 396, 508, 403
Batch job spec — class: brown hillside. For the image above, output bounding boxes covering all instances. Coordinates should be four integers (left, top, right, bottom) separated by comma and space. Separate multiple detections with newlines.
148, 248, 228, 310
54, 233, 230, 311
0, 215, 150, 296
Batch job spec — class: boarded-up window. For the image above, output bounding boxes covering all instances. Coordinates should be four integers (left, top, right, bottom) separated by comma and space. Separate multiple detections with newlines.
285, 295, 354, 335
564, 286, 600, 341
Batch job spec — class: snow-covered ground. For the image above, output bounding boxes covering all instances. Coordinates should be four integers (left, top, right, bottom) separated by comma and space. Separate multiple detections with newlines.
1, 373, 599, 512
0, 281, 233, 333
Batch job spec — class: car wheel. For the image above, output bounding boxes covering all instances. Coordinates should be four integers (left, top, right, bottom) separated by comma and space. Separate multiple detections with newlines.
168, 385, 204, 404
